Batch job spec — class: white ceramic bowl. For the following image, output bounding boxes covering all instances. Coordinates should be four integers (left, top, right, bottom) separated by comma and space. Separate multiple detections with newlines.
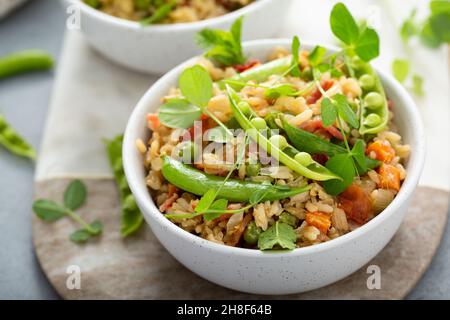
123, 39, 425, 295
62, 0, 292, 74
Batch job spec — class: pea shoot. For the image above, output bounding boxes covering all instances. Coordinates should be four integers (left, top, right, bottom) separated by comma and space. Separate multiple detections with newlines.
33, 180, 103, 243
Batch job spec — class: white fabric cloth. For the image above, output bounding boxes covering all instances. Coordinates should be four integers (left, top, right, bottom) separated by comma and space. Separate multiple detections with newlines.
36, 0, 449, 190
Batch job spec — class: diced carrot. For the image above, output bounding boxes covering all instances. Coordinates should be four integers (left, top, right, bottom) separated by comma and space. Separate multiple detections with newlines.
377, 164, 401, 191
366, 140, 395, 163
338, 183, 373, 225
147, 113, 160, 131
325, 125, 344, 140
300, 119, 343, 140
306, 79, 334, 104
305, 212, 332, 234
233, 59, 261, 73
159, 194, 179, 213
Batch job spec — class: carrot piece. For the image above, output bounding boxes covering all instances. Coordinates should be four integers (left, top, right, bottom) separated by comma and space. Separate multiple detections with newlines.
366, 140, 395, 163
159, 194, 179, 213
305, 212, 332, 234
147, 113, 160, 131
233, 59, 261, 73
338, 183, 373, 225
377, 164, 401, 191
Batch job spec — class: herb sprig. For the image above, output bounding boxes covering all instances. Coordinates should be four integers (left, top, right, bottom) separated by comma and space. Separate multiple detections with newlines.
195, 16, 246, 67
33, 180, 103, 243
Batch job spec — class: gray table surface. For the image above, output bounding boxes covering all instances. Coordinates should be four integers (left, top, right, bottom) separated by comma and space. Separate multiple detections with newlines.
0, 0, 449, 300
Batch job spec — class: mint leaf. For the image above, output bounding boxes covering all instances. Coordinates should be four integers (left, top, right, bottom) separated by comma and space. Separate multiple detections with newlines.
257, 222, 297, 250
121, 194, 143, 237
203, 199, 229, 221
195, 17, 246, 66
179, 65, 213, 108
64, 179, 87, 211
354, 27, 379, 62
158, 98, 202, 129
330, 3, 360, 45
290, 36, 301, 76
322, 153, 355, 196
70, 229, 91, 243
392, 59, 410, 83
429, 12, 450, 43
321, 98, 337, 127
33, 199, 66, 221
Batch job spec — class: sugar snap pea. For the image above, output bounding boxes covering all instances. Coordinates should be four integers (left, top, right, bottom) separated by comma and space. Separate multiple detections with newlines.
219, 56, 291, 90
0, 114, 36, 159
105, 135, 143, 237
0, 50, 54, 79
226, 86, 341, 181
349, 56, 389, 135
161, 155, 311, 202
283, 119, 380, 174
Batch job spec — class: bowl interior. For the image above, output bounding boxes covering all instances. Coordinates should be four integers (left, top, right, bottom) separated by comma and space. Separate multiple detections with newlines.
123, 39, 425, 256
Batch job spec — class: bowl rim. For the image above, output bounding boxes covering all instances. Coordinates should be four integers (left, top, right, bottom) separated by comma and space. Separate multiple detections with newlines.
71, 0, 275, 31
123, 38, 426, 258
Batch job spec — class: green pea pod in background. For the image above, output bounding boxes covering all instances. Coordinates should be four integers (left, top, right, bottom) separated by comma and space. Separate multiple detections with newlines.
0, 114, 36, 160
219, 56, 291, 90
226, 85, 341, 182
0, 50, 54, 79
161, 155, 311, 202
349, 56, 389, 135
105, 135, 144, 237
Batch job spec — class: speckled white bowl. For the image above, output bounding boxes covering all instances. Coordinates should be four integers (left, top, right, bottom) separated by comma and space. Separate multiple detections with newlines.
123, 39, 425, 295
61, 0, 292, 74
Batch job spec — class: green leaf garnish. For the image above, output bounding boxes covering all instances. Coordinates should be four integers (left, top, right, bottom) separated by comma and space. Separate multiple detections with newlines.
411, 74, 425, 96
330, 3, 360, 45
257, 221, 297, 250
321, 98, 337, 127
203, 199, 229, 221
33, 200, 66, 221
63, 179, 87, 211
392, 59, 410, 83
322, 153, 356, 196
195, 189, 217, 214
353, 27, 379, 62
158, 99, 202, 129
290, 36, 301, 76
70, 220, 103, 243
195, 16, 246, 66
179, 65, 213, 108
334, 94, 358, 129
140, 0, 176, 25
308, 46, 327, 67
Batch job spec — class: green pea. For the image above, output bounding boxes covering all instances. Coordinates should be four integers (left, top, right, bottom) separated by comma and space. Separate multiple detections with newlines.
177, 141, 199, 162
359, 74, 375, 91
244, 221, 262, 245
269, 134, 288, 150
294, 152, 313, 166
278, 212, 298, 227
246, 162, 261, 177
363, 113, 382, 127
250, 117, 267, 130
364, 92, 383, 109
237, 101, 252, 117
350, 56, 364, 70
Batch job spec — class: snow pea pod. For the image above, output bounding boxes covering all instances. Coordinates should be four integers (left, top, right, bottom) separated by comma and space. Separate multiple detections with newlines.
0, 50, 54, 79
161, 155, 311, 202
219, 56, 291, 90
226, 86, 341, 181
0, 114, 36, 159
283, 119, 380, 174
350, 56, 389, 135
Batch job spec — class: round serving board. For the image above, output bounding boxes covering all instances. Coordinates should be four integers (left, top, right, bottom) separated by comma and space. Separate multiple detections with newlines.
33, 179, 449, 299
